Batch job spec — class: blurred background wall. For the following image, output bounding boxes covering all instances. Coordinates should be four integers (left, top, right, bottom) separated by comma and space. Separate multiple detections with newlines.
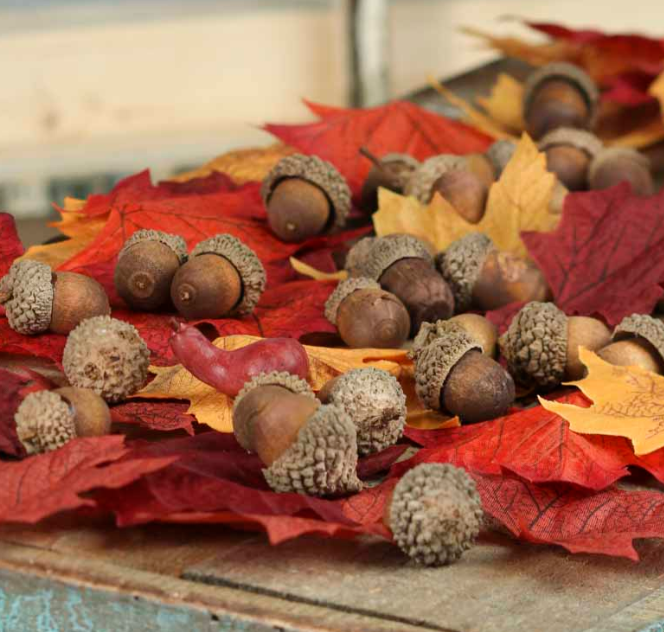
1, 0, 663, 221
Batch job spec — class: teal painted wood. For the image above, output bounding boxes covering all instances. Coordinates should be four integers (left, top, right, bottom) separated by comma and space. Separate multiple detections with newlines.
0, 570, 285, 632
637, 622, 664, 632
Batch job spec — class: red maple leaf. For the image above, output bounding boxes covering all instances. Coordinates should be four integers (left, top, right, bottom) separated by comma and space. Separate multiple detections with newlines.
110, 400, 196, 435
264, 100, 492, 196
0, 214, 24, 279
522, 184, 664, 326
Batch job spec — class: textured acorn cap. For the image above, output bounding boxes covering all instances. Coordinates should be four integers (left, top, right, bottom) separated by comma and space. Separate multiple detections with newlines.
404, 154, 467, 204
323, 368, 406, 454
233, 371, 315, 415
62, 315, 150, 403
261, 154, 351, 230
612, 314, 664, 364
589, 147, 652, 181
263, 403, 362, 497
499, 301, 567, 388
409, 319, 481, 361
324, 277, 380, 324
119, 229, 188, 264
538, 127, 603, 158
486, 139, 518, 177
389, 463, 483, 566
414, 330, 481, 410
0, 260, 54, 334
345, 237, 376, 277
192, 234, 266, 315
363, 234, 433, 282
378, 153, 421, 190
14, 390, 76, 455
436, 233, 494, 312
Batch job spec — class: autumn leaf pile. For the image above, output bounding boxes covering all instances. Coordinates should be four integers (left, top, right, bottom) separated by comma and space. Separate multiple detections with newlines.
6, 21, 664, 564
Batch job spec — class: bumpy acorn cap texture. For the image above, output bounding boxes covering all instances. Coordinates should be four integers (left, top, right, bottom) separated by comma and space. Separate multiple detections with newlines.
523, 62, 600, 126
409, 319, 480, 361
499, 301, 567, 387
379, 153, 421, 189
436, 233, 494, 313
192, 234, 266, 315
363, 234, 433, 281
15, 390, 76, 455
486, 139, 517, 177
414, 330, 481, 410
119, 229, 188, 264
537, 127, 603, 158
404, 154, 467, 204
263, 403, 362, 497
345, 237, 376, 277
0, 260, 54, 334
389, 463, 483, 567
261, 154, 352, 230
324, 277, 380, 324
589, 147, 652, 180
324, 368, 406, 454
63, 315, 150, 403
612, 314, 664, 364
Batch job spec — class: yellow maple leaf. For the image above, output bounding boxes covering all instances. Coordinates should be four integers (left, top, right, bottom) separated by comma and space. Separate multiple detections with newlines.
541, 347, 664, 455
290, 257, 348, 282
476, 73, 525, 132
373, 134, 558, 258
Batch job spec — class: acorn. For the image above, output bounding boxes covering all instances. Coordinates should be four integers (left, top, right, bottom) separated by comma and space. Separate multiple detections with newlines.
538, 128, 602, 191
317, 368, 406, 454
0, 260, 110, 335
500, 302, 612, 387
363, 234, 455, 334
387, 463, 483, 567
436, 233, 549, 313
233, 372, 361, 496
63, 315, 150, 403
170, 234, 266, 320
324, 277, 410, 349
261, 154, 351, 242
344, 236, 376, 277
14, 387, 111, 455
486, 139, 518, 178
114, 229, 187, 310
523, 62, 599, 140
588, 147, 654, 196
415, 315, 498, 357
413, 322, 515, 424
431, 168, 489, 224
597, 314, 664, 374
359, 148, 420, 213
404, 154, 467, 204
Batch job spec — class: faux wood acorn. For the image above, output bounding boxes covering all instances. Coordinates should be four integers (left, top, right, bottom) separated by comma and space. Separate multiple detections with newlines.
359, 148, 420, 213
15, 387, 111, 455
597, 314, 664, 374
387, 463, 483, 567
232, 372, 361, 496
500, 302, 611, 388
363, 234, 454, 334
170, 234, 266, 320
261, 154, 351, 242
324, 277, 410, 349
523, 62, 599, 140
588, 147, 654, 196
114, 229, 187, 310
0, 260, 110, 335
436, 233, 549, 313
317, 367, 406, 455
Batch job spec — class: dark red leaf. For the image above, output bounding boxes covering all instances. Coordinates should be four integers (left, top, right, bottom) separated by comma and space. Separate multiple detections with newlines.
485, 301, 525, 335
602, 72, 659, 106
110, 400, 196, 435
357, 445, 409, 480
0, 213, 24, 279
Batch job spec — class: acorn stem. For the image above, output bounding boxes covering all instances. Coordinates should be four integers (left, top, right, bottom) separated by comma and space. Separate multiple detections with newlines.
359, 146, 385, 171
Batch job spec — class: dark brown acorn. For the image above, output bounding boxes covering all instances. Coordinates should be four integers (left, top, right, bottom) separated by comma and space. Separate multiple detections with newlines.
359, 148, 419, 213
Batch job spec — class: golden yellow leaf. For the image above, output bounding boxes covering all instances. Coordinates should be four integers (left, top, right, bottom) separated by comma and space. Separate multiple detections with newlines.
135, 335, 409, 432
374, 134, 558, 258
172, 144, 296, 184
540, 347, 664, 455
290, 257, 348, 282
476, 73, 525, 132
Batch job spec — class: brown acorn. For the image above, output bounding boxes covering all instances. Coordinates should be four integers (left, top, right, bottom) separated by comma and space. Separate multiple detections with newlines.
523, 63, 599, 140
436, 233, 549, 313
404, 154, 467, 204
597, 314, 664, 374
359, 148, 419, 213
449, 314, 498, 357
0, 260, 110, 335
261, 154, 351, 242
324, 277, 410, 348
588, 147, 654, 196
432, 168, 489, 224
114, 230, 187, 310
486, 139, 518, 178
171, 234, 266, 320
363, 234, 455, 334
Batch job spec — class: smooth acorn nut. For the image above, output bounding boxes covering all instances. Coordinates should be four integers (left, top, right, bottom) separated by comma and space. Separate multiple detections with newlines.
437, 233, 549, 313
538, 128, 602, 191
114, 230, 187, 310
523, 63, 599, 140
566, 316, 613, 379
325, 277, 410, 349
432, 169, 488, 224
465, 153, 496, 189
596, 314, 664, 374
233, 372, 361, 496
449, 314, 498, 357
171, 234, 266, 320
405, 154, 468, 204
363, 235, 455, 334
359, 148, 419, 213
0, 260, 110, 335
261, 154, 351, 242
588, 147, 654, 196
486, 139, 518, 178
